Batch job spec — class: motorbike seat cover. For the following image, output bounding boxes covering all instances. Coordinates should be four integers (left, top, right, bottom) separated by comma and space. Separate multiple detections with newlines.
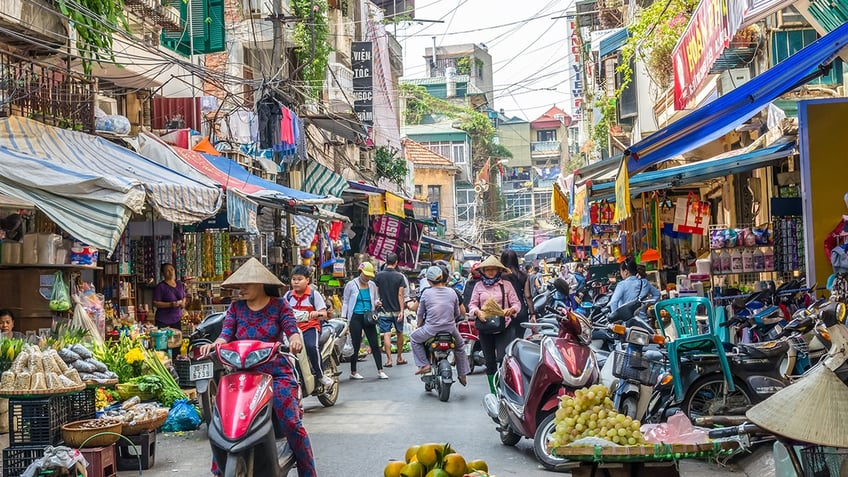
737, 340, 789, 358
512, 340, 541, 378
318, 324, 332, 347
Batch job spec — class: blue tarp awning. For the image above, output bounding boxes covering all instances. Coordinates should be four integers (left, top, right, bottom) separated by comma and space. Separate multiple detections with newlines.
599, 28, 629, 58
590, 141, 796, 201
0, 116, 224, 252
624, 21, 848, 174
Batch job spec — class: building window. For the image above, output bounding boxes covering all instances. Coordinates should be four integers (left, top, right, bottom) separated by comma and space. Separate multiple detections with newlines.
426, 185, 441, 204
414, 185, 423, 198
504, 191, 532, 220
421, 141, 467, 165
456, 187, 476, 222
536, 129, 557, 142
772, 29, 843, 85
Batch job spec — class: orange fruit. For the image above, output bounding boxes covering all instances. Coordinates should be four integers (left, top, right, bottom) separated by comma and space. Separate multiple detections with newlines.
385, 461, 405, 477
466, 459, 488, 472
405, 445, 420, 463
415, 443, 441, 469
400, 461, 425, 477
442, 453, 467, 477
424, 470, 450, 477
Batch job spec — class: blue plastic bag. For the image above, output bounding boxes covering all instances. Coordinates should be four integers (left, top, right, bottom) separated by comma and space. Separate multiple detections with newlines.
161, 399, 201, 432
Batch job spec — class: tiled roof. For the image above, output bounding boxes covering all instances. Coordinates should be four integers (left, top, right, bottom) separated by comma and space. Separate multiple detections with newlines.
402, 138, 457, 168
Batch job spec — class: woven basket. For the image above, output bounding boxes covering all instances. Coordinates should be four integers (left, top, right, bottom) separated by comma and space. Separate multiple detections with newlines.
62, 419, 122, 448
121, 413, 168, 436
115, 383, 156, 402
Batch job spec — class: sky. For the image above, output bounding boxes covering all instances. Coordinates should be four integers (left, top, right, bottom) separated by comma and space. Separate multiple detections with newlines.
392, 0, 576, 122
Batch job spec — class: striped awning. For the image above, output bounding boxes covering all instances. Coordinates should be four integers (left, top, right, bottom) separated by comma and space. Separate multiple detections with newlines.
0, 117, 223, 225
293, 162, 350, 246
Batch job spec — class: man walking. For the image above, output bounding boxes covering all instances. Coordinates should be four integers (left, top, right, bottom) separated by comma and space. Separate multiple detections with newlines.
373, 253, 408, 367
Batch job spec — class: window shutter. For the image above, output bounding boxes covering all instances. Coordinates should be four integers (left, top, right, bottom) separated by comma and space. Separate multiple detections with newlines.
161, 0, 226, 56
772, 29, 842, 85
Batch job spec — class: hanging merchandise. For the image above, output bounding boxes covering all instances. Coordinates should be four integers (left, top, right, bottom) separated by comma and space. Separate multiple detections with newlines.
49, 271, 71, 312
673, 192, 711, 235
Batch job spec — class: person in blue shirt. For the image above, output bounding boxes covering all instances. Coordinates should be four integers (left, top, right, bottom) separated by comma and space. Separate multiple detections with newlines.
608, 258, 660, 317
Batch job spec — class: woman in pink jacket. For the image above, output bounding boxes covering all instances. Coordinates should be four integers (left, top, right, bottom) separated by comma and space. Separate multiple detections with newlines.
468, 255, 522, 393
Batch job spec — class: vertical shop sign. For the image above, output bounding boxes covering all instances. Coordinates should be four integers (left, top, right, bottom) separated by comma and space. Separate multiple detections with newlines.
352, 41, 374, 125
567, 18, 583, 121
672, 0, 729, 110
613, 158, 631, 223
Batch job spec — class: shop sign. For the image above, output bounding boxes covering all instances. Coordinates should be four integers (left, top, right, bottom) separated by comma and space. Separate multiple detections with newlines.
351, 41, 374, 125
613, 158, 631, 223
672, 0, 729, 110
568, 18, 584, 121
385, 193, 406, 218
368, 215, 422, 269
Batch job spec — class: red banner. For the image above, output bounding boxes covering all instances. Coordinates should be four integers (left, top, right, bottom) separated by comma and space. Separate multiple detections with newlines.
672, 0, 729, 110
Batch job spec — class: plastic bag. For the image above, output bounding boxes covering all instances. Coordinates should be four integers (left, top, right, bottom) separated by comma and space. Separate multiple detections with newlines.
161, 399, 201, 432
70, 303, 105, 345
640, 411, 710, 444
49, 271, 71, 312
22, 445, 87, 477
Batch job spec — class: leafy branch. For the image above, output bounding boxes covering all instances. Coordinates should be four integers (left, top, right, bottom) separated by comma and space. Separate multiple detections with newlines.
292, 0, 331, 99
374, 145, 408, 189
56, 0, 130, 75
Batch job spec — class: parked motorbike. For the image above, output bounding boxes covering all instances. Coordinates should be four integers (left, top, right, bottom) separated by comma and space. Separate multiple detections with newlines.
456, 318, 484, 373
188, 312, 227, 425
289, 313, 348, 407
599, 301, 666, 420
420, 332, 459, 402
483, 278, 599, 471
206, 340, 295, 477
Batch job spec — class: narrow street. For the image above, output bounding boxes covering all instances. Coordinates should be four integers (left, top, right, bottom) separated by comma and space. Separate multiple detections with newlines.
115, 353, 752, 477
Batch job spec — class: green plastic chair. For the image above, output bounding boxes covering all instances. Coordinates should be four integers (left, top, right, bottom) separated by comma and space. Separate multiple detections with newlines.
654, 297, 735, 401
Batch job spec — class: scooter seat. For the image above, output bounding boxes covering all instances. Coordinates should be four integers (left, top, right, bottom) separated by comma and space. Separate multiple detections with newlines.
736, 340, 789, 358
318, 324, 332, 347
512, 340, 541, 378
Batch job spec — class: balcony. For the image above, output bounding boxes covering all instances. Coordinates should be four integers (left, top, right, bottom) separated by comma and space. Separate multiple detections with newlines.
125, 0, 181, 32
531, 141, 561, 156
326, 62, 354, 114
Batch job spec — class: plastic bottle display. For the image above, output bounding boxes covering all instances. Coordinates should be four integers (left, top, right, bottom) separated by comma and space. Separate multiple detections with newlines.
753, 248, 765, 272
742, 249, 754, 272
731, 249, 743, 273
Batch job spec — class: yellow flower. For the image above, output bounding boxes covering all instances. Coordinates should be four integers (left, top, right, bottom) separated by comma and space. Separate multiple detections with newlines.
124, 347, 145, 364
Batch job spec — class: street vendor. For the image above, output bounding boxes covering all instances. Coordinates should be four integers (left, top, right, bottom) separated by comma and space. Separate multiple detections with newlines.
152, 263, 186, 330
0, 309, 25, 340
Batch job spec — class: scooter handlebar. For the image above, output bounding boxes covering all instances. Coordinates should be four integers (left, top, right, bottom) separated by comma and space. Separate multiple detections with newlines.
707, 423, 763, 439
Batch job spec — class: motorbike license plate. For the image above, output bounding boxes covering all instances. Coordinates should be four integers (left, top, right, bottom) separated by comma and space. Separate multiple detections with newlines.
190, 361, 214, 381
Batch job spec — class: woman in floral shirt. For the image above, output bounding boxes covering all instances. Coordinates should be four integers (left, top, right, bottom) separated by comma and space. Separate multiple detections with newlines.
200, 258, 315, 477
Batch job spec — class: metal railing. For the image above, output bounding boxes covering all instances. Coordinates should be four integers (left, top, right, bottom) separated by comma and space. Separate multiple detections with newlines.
530, 141, 561, 153
0, 48, 95, 132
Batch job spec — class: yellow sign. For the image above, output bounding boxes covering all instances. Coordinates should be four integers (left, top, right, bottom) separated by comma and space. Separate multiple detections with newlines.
572, 184, 587, 227
368, 194, 385, 215
613, 158, 631, 223
385, 192, 406, 217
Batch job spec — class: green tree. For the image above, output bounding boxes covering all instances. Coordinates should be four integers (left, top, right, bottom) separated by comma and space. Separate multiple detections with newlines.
56, 0, 129, 75
291, 0, 331, 99
374, 146, 408, 190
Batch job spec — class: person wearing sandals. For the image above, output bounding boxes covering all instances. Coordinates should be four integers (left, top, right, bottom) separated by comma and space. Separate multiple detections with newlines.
341, 262, 389, 380
372, 253, 409, 367
410, 266, 470, 386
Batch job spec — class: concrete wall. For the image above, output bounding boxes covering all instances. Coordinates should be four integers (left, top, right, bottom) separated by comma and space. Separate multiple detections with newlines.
414, 168, 457, 234
498, 121, 531, 167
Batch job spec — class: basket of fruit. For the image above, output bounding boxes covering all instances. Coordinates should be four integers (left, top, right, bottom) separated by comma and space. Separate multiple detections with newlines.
383, 443, 492, 477
62, 419, 122, 448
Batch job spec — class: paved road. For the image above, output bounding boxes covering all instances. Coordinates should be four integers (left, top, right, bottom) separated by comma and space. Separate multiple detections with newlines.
114, 351, 754, 476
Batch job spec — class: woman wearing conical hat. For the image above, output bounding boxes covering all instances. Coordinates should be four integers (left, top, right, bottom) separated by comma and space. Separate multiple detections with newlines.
199, 258, 316, 477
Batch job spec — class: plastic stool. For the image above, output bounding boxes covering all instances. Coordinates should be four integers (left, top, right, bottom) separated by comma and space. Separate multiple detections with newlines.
116, 430, 156, 471
80, 445, 116, 477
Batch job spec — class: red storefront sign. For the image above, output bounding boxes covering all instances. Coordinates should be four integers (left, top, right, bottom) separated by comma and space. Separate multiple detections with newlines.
672, 0, 729, 110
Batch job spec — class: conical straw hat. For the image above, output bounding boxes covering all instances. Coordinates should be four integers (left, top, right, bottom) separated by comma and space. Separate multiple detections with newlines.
478, 255, 508, 272
221, 257, 283, 288
746, 363, 848, 447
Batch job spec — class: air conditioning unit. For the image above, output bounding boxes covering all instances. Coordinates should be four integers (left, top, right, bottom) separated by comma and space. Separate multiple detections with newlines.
96, 95, 118, 115
719, 68, 752, 95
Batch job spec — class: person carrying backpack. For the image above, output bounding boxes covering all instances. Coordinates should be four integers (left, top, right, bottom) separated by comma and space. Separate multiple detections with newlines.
286, 265, 333, 387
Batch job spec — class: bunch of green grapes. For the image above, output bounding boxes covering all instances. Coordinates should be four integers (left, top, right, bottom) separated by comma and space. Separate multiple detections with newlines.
550, 384, 647, 448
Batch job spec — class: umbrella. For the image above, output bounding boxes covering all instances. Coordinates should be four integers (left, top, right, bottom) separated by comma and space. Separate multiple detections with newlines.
523, 236, 568, 262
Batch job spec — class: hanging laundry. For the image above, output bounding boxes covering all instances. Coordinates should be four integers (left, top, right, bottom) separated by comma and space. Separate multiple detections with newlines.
273, 106, 299, 157
257, 97, 282, 149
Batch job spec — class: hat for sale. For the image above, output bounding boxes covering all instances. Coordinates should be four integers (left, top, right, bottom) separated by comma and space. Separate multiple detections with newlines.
477, 255, 508, 272
358, 262, 376, 278
221, 257, 284, 288
746, 363, 848, 448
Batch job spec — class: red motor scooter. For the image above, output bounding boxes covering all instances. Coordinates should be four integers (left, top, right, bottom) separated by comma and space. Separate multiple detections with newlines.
207, 340, 296, 477
456, 318, 485, 373
483, 278, 599, 471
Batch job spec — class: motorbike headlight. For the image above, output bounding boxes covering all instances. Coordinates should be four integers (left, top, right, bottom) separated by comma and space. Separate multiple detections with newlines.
625, 328, 651, 346
244, 348, 272, 368
219, 348, 242, 368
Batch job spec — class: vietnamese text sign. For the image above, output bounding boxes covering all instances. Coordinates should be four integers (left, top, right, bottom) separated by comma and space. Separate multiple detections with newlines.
672, 0, 729, 110
352, 41, 374, 125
